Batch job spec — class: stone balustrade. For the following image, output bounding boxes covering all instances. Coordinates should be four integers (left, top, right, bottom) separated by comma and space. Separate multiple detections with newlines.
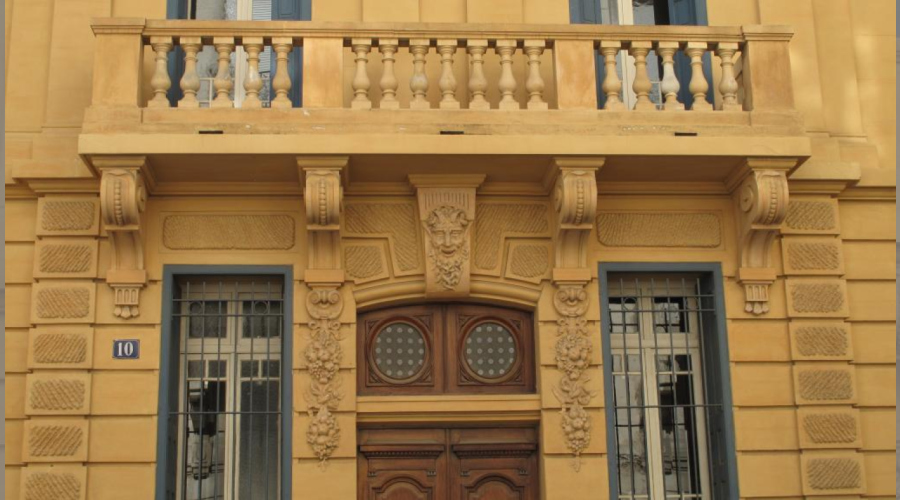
90, 19, 794, 113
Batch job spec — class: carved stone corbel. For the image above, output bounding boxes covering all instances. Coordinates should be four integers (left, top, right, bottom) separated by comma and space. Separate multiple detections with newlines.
552, 157, 603, 269
729, 158, 795, 314
548, 157, 602, 471
300, 156, 348, 273
299, 156, 348, 466
409, 174, 485, 297
95, 156, 151, 319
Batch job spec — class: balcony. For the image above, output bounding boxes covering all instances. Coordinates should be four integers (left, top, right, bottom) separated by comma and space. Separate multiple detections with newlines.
79, 18, 810, 195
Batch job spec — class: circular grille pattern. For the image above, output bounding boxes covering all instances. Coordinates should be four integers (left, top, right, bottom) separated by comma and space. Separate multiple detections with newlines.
464, 322, 517, 379
373, 322, 426, 381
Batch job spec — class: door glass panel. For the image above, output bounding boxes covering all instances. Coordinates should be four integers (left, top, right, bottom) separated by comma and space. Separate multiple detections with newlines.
238, 377, 280, 500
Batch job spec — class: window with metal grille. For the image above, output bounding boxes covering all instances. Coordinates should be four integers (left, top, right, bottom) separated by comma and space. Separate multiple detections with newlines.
159, 273, 289, 500
600, 266, 738, 500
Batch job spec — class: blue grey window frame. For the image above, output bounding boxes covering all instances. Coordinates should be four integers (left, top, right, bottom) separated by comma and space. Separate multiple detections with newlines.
155, 264, 294, 500
598, 262, 739, 499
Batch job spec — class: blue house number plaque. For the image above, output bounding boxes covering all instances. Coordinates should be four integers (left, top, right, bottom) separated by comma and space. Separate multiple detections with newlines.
113, 339, 140, 359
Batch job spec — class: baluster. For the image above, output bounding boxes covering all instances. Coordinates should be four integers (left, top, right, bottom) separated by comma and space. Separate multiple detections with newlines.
242, 37, 264, 109
656, 41, 683, 111
270, 37, 293, 109
409, 39, 431, 110
716, 42, 740, 111
685, 42, 712, 111
629, 41, 654, 111
496, 40, 518, 110
149, 37, 173, 108
437, 40, 459, 109
178, 37, 201, 108
379, 38, 400, 109
467, 40, 489, 110
599, 41, 625, 110
351, 38, 372, 110
523, 40, 548, 110
211, 37, 234, 108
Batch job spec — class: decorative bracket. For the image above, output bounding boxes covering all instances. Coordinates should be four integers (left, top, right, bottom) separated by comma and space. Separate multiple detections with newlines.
300, 156, 348, 275
727, 158, 796, 315
95, 156, 151, 319
548, 157, 602, 471
551, 157, 603, 270
409, 174, 485, 297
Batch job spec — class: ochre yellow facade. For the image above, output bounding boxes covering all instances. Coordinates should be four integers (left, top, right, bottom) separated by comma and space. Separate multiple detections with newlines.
4, 0, 896, 498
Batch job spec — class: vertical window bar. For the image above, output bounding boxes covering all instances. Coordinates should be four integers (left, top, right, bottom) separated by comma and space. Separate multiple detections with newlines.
264, 280, 272, 500
619, 277, 637, 499
681, 277, 700, 499
693, 275, 714, 499
633, 276, 651, 499
214, 280, 224, 500
198, 280, 207, 500
661, 277, 683, 498
230, 279, 239, 500
180, 281, 190, 500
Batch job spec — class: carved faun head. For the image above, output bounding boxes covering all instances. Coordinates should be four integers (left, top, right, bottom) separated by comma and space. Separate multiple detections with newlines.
424, 206, 471, 289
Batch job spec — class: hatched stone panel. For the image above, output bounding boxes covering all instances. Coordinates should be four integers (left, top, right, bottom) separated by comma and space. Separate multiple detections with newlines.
28, 328, 93, 369
25, 372, 92, 415
596, 212, 722, 248
36, 198, 99, 236
797, 408, 861, 449
794, 364, 856, 405
789, 322, 852, 360
31, 282, 96, 324
505, 242, 551, 283
801, 453, 866, 495
23, 419, 89, 462
344, 201, 423, 275
20, 465, 86, 500
34, 239, 98, 278
782, 238, 843, 275
473, 203, 551, 272
785, 279, 849, 317
344, 244, 388, 283
162, 214, 296, 250
783, 199, 839, 234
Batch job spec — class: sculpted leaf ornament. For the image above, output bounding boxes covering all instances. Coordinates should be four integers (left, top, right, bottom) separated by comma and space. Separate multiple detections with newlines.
304, 288, 344, 467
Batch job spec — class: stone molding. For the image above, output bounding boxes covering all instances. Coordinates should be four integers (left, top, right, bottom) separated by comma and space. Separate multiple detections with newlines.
95, 156, 150, 320
409, 174, 485, 297
729, 157, 796, 315
552, 157, 602, 270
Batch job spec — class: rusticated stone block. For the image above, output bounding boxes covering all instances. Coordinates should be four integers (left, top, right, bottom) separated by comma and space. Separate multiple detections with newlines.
25, 372, 92, 415
31, 283, 96, 324
785, 279, 849, 318
797, 408, 861, 449
789, 322, 852, 360
20, 465, 86, 500
36, 197, 99, 236
782, 237, 843, 275
162, 214, 296, 250
783, 199, 839, 234
23, 419, 89, 462
474, 203, 551, 271
801, 453, 866, 495
33, 239, 98, 278
28, 328, 93, 369
794, 364, 856, 405
596, 212, 721, 248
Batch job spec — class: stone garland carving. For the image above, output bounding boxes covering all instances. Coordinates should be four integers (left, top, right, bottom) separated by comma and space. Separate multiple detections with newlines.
304, 288, 343, 467
97, 158, 149, 319
733, 161, 792, 315
424, 206, 471, 290
550, 285, 594, 471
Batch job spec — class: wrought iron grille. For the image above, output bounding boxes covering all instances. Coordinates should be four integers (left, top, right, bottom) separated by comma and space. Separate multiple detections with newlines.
169, 276, 284, 500
606, 274, 722, 500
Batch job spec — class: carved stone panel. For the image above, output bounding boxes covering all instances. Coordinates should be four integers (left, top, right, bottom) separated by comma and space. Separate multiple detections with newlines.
23, 418, 89, 462
33, 239, 99, 279
28, 327, 94, 370
20, 465, 87, 500
800, 452, 866, 495
25, 372, 92, 416
410, 175, 484, 297
36, 197, 100, 237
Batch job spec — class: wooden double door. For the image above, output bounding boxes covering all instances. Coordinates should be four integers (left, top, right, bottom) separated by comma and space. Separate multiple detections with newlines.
358, 427, 539, 500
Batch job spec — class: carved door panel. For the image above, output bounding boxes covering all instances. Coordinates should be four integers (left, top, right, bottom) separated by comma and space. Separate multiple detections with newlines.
360, 428, 538, 500
450, 428, 538, 500
359, 429, 448, 500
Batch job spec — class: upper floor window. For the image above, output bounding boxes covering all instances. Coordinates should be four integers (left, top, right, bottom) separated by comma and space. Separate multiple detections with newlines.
158, 274, 290, 500
357, 305, 535, 395
600, 267, 738, 500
